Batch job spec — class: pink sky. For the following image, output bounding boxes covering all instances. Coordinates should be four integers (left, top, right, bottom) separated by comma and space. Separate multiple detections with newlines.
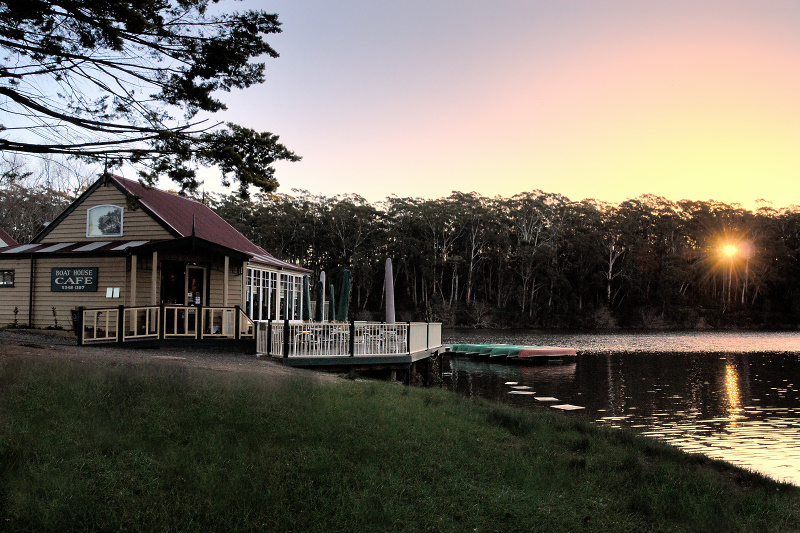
191, 1, 800, 208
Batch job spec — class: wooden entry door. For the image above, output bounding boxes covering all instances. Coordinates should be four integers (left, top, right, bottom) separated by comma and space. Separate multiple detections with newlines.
160, 262, 186, 305
185, 266, 206, 306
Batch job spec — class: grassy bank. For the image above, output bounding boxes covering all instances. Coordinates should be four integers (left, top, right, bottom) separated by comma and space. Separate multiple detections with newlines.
1, 358, 798, 532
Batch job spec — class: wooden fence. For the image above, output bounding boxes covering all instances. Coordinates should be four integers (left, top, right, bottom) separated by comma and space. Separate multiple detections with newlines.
77, 305, 254, 345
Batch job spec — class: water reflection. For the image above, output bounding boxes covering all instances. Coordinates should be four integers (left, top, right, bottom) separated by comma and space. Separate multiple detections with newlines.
442, 331, 800, 485
724, 360, 743, 429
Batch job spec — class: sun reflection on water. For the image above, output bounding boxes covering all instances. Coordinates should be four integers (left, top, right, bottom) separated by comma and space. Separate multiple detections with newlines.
725, 362, 744, 429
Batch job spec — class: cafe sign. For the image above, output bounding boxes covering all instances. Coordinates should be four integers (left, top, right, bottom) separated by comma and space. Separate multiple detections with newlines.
51, 268, 98, 292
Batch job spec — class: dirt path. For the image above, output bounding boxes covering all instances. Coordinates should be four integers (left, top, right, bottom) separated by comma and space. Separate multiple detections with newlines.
0, 329, 343, 383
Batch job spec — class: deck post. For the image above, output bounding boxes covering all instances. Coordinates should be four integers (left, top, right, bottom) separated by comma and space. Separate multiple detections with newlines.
407, 321, 411, 355
196, 305, 203, 340
267, 319, 273, 356
349, 319, 355, 357
76, 306, 84, 345
283, 318, 289, 358
234, 305, 241, 340
159, 304, 165, 340
117, 305, 125, 344
151, 251, 158, 305
427, 322, 430, 350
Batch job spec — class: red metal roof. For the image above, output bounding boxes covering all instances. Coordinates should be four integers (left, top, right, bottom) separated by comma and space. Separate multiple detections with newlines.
0, 227, 16, 247
112, 176, 309, 272
24, 174, 308, 272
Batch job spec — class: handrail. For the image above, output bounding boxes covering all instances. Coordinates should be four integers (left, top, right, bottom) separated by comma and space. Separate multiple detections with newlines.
239, 309, 255, 338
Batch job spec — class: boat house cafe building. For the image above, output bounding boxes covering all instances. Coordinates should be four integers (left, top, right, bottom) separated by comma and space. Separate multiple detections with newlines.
0, 174, 310, 344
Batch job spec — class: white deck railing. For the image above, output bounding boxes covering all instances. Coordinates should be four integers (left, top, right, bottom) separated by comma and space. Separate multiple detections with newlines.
256, 321, 442, 358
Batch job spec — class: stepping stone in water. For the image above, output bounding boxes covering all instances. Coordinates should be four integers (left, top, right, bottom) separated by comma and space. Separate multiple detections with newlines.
505, 381, 518, 385
535, 397, 560, 402
508, 391, 536, 395
511, 385, 532, 390
551, 404, 585, 411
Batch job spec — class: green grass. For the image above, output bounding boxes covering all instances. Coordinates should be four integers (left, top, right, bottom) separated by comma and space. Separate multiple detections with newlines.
1, 358, 799, 532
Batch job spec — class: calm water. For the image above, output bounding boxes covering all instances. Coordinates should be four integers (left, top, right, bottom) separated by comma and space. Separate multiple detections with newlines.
442, 329, 800, 485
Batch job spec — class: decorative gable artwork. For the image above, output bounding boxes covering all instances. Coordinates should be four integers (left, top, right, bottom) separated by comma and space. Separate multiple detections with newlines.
86, 205, 123, 237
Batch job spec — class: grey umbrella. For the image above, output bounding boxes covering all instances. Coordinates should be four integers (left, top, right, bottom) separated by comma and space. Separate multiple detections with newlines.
385, 258, 396, 324
337, 269, 351, 321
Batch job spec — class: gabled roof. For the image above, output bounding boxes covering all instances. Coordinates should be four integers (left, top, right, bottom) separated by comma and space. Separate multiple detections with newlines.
31, 174, 309, 273
0, 227, 16, 247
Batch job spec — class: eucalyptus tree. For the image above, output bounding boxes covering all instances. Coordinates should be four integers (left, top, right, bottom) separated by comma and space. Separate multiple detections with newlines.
322, 194, 384, 309
409, 197, 462, 310
384, 197, 427, 309
449, 191, 492, 307
557, 199, 605, 320
0, 0, 298, 195
505, 191, 558, 317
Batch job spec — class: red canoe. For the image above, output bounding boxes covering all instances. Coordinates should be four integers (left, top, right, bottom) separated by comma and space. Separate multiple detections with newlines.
516, 347, 577, 358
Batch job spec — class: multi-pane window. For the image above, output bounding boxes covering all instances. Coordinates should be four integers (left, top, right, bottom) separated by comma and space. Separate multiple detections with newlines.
0, 270, 13, 287
246, 268, 303, 321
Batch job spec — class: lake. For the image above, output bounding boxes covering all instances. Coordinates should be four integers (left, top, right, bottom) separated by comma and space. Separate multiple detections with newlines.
441, 329, 800, 486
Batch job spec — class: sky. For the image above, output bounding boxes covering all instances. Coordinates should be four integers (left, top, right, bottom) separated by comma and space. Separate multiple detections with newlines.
195, 1, 800, 208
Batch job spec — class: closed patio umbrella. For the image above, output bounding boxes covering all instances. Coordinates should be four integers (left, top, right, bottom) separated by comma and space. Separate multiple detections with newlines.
314, 279, 324, 322
385, 258, 395, 324
337, 269, 351, 321
328, 283, 337, 322
302, 275, 312, 321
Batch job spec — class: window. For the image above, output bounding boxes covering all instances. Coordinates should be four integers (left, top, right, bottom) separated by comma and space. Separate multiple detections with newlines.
86, 205, 123, 237
245, 268, 303, 321
0, 270, 14, 287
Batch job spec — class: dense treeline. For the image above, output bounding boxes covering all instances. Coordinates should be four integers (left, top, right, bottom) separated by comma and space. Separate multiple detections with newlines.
211, 190, 800, 329
5, 160, 800, 329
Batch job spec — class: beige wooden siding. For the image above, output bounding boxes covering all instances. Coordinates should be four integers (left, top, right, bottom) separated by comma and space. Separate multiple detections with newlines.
31, 256, 127, 329
208, 265, 243, 307
4, 250, 247, 329
40, 185, 173, 243
0, 258, 31, 327
129, 255, 156, 307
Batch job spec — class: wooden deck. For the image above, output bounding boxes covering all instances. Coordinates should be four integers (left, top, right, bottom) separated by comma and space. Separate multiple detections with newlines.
74, 306, 444, 371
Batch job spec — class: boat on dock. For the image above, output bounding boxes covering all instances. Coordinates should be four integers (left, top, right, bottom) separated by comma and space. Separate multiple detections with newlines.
449, 343, 577, 364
